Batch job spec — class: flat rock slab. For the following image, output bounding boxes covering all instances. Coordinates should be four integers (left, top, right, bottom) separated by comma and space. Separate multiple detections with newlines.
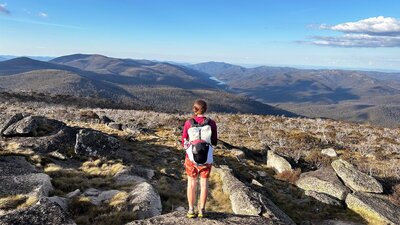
345, 192, 400, 225
332, 159, 383, 193
0, 156, 53, 197
296, 166, 350, 200
305, 190, 342, 206
126, 211, 284, 225
215, 167, 263, 216
0, 199, 76, 225
215, 166, 295, 225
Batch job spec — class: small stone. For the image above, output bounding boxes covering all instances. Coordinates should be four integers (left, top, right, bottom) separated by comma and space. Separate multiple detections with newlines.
251, 179, 264, 187
266, 151, 292, 173
83, 188, 100, 196
108, 122, 122, 130
321, 148, 337, 157
231, 148, 245, 159
46, 196, 68, 211
90, 190, 120, 205
99, 115, 113, 124
257, 171, 267, 177
66, 189, 81, 198
175, 206, 185, 211
48, 151, 67, 160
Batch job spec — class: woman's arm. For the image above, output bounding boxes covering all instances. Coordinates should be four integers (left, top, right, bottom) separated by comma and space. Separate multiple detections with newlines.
182, 120, 190, 147
210, 120, 218, 146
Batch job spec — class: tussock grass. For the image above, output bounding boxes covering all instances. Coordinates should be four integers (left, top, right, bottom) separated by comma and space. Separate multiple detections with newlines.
46, 167, 114, 194
274, 168, 302, 184
0, 141, 34, 156
81, 159, 125, 177
109, 191, 129, 208
44, 163, 63, 172
19, 195, 38, 208
208, 171, 233, 213
0, 195, 27, 210
69, 196, 136, 225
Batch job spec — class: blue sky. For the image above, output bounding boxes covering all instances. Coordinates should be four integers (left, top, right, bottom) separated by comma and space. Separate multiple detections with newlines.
1, 0, 400, 70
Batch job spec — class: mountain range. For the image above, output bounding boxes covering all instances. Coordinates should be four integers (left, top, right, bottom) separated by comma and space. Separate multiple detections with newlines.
1, 54, 400, 127
0, 55, 293, 116
190, 62, 400, 127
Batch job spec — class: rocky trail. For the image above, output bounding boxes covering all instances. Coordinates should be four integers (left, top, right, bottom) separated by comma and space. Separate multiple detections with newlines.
0, 103, 399, 225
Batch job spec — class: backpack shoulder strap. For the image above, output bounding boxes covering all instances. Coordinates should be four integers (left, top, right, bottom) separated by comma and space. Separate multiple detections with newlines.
189, 118, 199, 127
202, 117, 211, 126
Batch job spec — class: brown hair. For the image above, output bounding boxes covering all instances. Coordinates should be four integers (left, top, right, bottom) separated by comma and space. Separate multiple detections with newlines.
193, 99, 207, 115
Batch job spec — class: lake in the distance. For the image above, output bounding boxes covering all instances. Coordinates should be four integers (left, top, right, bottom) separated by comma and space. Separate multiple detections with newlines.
209, 76, 226, 85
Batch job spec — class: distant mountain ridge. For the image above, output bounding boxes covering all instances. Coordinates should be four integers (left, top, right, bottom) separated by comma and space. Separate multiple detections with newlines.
0, 55, 296, 116
50, 54, 222, 89
190, 62, 400, 127
0, 55, 54, 62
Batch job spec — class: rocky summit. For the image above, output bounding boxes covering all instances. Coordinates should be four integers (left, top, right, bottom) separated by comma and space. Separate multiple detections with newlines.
0, 102, 399, 225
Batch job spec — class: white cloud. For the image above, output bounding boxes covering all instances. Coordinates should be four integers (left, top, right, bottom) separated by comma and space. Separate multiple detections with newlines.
311, 34, 400, 47
0, 3, 10, 14
38, 12, 48, 18
322, 16, 400, 36
305, 16, 400, 48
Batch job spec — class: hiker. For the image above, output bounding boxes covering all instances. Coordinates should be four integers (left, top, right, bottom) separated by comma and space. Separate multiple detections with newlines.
182, 99, 217, 218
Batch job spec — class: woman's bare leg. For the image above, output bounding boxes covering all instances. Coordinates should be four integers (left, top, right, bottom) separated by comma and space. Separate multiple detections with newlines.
199, 177, 209, 210
187, 176, 197, 210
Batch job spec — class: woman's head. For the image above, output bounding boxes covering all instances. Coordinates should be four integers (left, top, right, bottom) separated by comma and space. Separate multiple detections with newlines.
193, 99, 207, 115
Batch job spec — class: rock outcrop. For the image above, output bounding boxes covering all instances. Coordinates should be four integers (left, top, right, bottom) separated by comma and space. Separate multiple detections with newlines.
126, 211, 284, 225
266, 151, 292, 173
345, 192, 400, 225
0, 156, 53, 198
38, 126, 77, 154
74, 129, 120, 157
296, 166, 349, 200
331, 159, 383, 193
0, 199, 76, 225
2, 116, 64, 137
128, 181, 162, 219
215, 166, 295, 225
0, 113, 24, 135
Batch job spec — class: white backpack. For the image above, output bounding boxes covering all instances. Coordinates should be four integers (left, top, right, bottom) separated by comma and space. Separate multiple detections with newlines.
185, 118, 214, 165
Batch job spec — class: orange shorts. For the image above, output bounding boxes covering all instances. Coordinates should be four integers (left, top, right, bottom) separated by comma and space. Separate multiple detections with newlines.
184, 155, 212, 178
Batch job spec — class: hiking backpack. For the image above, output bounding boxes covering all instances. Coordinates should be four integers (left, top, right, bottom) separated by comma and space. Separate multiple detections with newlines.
185, 117, 213, 165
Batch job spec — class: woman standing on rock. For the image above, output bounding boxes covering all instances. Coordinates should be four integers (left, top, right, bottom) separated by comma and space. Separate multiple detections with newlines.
182, 99, 217, 218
